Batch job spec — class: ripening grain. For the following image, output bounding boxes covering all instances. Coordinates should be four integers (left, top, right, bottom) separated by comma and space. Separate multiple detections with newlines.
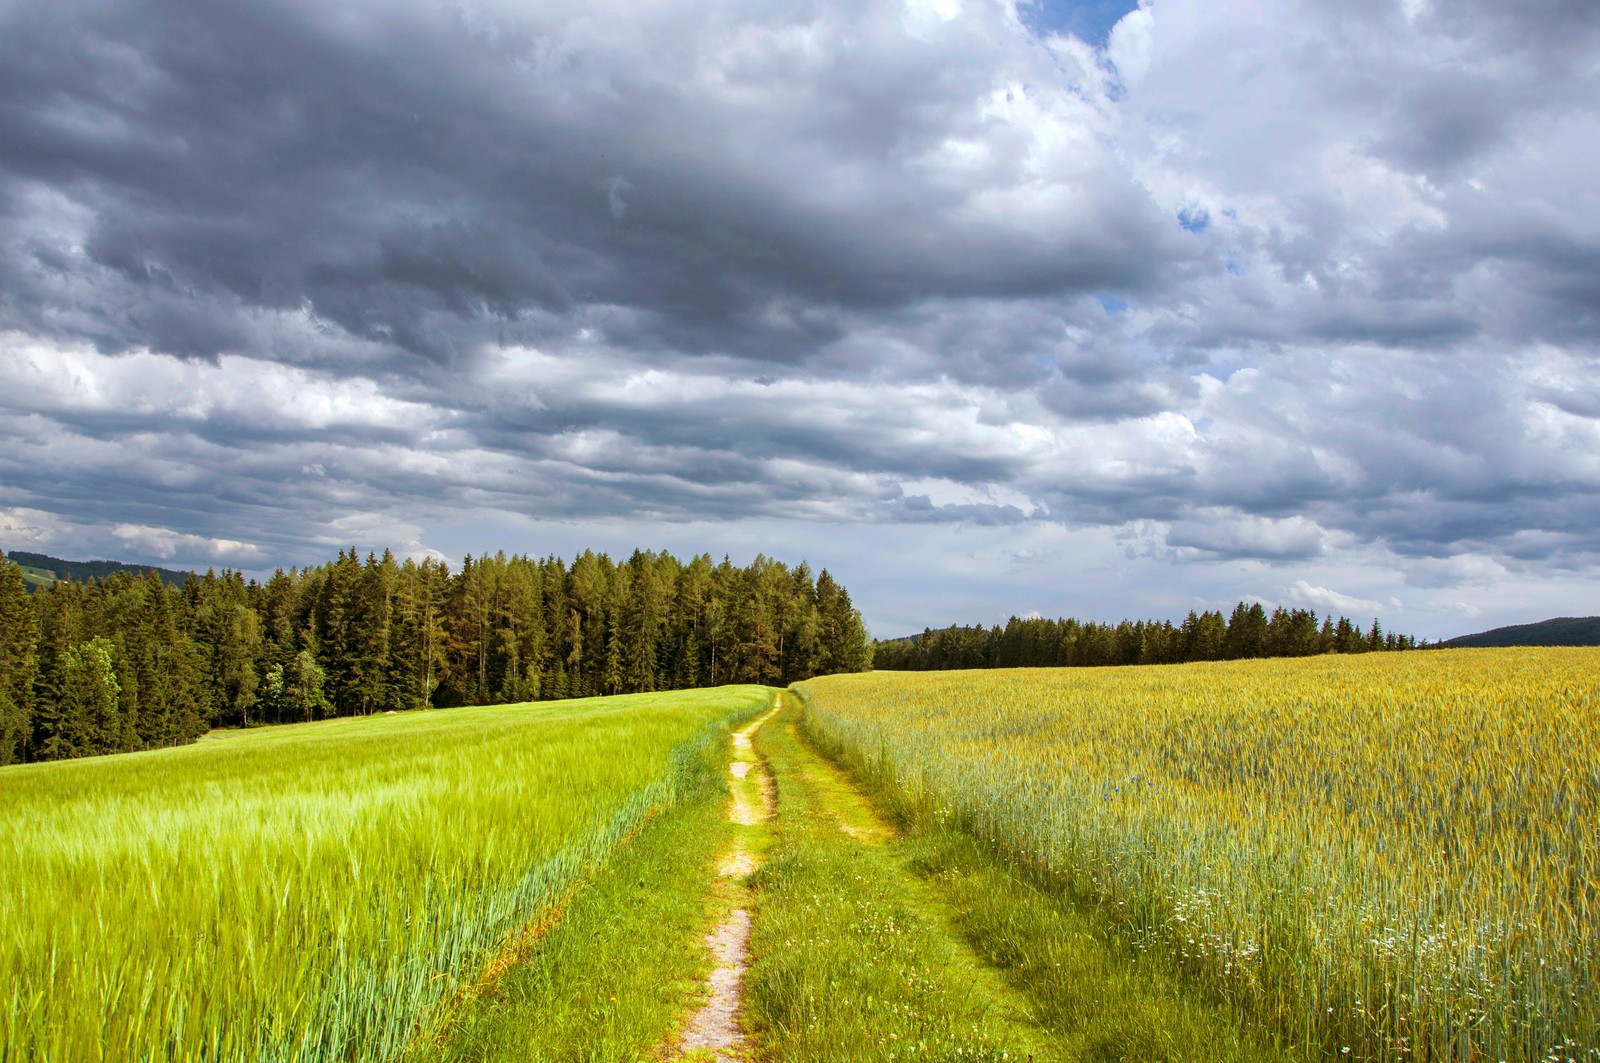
796, 650, 1600, 1061
0, 686, 769, 1061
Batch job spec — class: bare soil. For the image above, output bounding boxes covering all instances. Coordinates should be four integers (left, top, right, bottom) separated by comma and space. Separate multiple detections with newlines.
671, 699, 780, 1061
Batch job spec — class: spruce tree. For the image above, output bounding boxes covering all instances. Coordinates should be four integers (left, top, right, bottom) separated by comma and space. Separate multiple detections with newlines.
0, 560, 37, 763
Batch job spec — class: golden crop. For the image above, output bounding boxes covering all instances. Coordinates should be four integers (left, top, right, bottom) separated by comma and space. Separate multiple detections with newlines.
797, 649, 1599, 1061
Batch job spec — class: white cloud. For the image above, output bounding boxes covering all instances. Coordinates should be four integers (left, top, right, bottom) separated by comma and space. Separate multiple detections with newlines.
0, 507, 56, 552
0, 334, 438, 435
606, 176, 632, 221
323, 513, 449, 564
899, 476, 1042, 516
904, 0, 963, 35
110, 524, 265, 563
1106, 5, 1154, 88
1399, 553, 1509, 590
1279, 579, 1386, 617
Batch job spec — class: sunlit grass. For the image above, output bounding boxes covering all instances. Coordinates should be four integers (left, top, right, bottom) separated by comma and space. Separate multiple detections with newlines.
0, 686, 769, 1061
747, 714, 1042, 1062
796, 650, 1600, 1061
418, 728, 739, 1063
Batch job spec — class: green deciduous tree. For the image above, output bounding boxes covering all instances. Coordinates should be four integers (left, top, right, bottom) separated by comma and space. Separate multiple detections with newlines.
53, 636, 121, 759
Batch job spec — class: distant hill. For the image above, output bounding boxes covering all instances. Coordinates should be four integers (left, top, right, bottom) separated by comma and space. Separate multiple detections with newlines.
4, 550, 195, 590
1445, 617, 1600, 648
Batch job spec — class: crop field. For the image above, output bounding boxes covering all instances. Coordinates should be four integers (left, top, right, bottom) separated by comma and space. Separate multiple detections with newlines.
795, 649, 1600, 1062
0, 685, 769, 1061
8, 651, 1595, 1062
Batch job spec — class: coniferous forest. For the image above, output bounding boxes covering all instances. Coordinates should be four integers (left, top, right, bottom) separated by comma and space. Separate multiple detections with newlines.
872, 603, 1422, 671
0, 549, 871, 764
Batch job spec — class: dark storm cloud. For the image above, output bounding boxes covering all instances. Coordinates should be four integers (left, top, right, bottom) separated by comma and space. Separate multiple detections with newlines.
2, 0, 1600, 607
0, 0, 1180, 369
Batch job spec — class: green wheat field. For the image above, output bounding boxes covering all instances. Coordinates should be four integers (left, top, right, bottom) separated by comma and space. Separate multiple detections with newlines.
1, 687, 769, 1060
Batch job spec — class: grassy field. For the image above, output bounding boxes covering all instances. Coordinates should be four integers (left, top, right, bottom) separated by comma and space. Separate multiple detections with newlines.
417, 702, 765, 1062
795, 649, 1600, 1062
12, 561, 56, 592
747, 708, 1046, 1062
0, 686, 769, 1061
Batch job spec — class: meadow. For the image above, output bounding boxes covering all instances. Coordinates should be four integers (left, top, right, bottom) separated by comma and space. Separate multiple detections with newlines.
0, 685, 769, 1061
795, 649, 1600, 1062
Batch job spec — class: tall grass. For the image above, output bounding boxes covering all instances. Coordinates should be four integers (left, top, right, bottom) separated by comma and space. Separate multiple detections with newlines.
796, 650, 1600, 1061
0, 686, 769, 1061
746, 712, 1043, 1062
420, 718, 741, 1063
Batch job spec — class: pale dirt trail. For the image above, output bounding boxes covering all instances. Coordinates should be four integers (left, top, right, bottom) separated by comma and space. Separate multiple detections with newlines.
674, 696, 781, 1061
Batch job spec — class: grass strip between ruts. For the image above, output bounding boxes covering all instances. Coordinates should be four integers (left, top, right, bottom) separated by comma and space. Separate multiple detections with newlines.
746, 711, 1047, 1061
419, 719, 743, 1063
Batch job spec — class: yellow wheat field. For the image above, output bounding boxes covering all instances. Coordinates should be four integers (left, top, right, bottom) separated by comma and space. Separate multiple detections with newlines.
796, 649, 1599, 1062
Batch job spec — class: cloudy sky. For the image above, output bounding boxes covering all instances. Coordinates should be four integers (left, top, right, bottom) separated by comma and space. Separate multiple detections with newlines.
2, 0, 1597, 639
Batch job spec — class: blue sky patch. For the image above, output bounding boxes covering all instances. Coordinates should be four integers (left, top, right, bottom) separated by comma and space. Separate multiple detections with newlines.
1178, 206, 1210, 234
1018, 0, 1141, 48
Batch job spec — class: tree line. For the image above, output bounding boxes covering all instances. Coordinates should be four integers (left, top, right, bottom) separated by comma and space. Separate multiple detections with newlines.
0, 548, 871, 764
872, 602, 1423, 671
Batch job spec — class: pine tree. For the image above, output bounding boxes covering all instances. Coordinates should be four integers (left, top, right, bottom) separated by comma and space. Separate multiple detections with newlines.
391, 557, 449, 709
109, 636, 139, 753
602, 565, 628, 696
621, 550, 672, 693
316, 550, 364, 714
668, 555, 712, 689
735, 555, 780, 684
494, 557, 545, 704
154, 574, 206, 744
353, 551, 400, 713
193, 572, 261, 727
705, 557, 738, 685
782, 561, 821, 681
0, 560, 38, 763
1224, 601, 1268, 659
815, 569, 870, 675
29, 582, 83, 759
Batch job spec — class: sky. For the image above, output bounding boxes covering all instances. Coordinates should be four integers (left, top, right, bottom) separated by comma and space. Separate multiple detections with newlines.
1, 0, 1598, 641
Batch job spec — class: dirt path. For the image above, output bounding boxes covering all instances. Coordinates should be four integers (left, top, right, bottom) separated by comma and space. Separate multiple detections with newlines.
673, 695, 781, 1061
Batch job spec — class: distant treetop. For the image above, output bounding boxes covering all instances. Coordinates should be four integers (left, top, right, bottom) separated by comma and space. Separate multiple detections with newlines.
873, 602, 1423, 671
1444, 616, 1600, 648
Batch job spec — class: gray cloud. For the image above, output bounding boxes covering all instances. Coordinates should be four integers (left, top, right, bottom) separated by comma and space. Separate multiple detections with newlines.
0, 0, 1182, 368
3, 0, 1600, 638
